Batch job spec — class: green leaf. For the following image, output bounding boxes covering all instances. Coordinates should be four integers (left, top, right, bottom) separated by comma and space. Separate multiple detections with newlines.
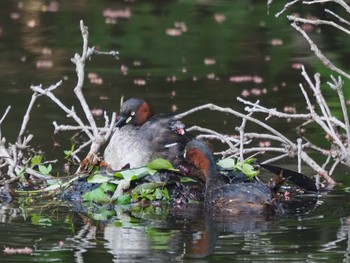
31, 214, 52, 226
179, 176, 197, 183
114, 167, 149, 181
87, 174, 111, 184
117, 194, 132, 205
154, 188, 170, 200
64, 144, 75, 159
31, 155, 43, 166
100, 182, 116, 192
234, 163, 259, 179
18, 167, 26, 180
38, 164, 52, 175
217, 158, 236, 169
90, 207, 116, 221
83, 188, 110, 203
132, 182, 166, 194
146, 158, 178, 174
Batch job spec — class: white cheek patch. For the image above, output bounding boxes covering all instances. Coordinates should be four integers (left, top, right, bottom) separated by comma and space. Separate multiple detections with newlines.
126, 116, 132, 123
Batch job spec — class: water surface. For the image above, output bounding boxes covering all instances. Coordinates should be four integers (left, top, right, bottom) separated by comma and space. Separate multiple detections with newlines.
1, 0, 350, 262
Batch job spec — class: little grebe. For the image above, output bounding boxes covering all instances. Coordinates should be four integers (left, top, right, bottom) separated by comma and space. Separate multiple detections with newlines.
104, 98, 190, 171
184, 140, 282, 215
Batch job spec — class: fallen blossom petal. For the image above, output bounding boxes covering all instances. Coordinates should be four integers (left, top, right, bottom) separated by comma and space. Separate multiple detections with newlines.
283, 106, 297, 113
27, 19, 37, 28
90, 77, 103, 85
170, 90, 176, 98
120, 65, 128, 75
171, 104, 178, 112
270, 38, 283, 46
99, 95, 109, 100
88, 72, 98, 79
3, 246, 33, 255
302, 24, 314, 32
214, 13, 226, 23
207, 73, 216, 80
250, 88, 262, 96
241, 89, 250, 97
133, 60, 141, 66
36, 60, 53, 69
166, 28, 182, 36
291, 63, 302, 69
204, 58, 216, 65
134, 79, 146, 85
10, 12, 20, 20
41, 47, 52, 55
91, 108, 103, 117
102, 8, 131, 19
258, 141, 271, 147
166, 75, 177, 82
229, 75, 263, 84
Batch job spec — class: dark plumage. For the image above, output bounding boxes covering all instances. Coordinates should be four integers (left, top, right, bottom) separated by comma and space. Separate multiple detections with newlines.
184, 140, 282, 215
104, 98, 190, 170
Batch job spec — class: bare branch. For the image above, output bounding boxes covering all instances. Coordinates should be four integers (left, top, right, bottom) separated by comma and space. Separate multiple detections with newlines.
289, 20, 350, 80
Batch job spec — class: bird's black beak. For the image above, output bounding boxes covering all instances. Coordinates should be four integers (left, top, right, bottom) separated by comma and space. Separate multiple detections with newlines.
115, 116, 128, 128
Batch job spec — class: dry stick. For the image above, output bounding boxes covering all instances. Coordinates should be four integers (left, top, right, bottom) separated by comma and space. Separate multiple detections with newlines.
303, 0, 350, 14
177, 103, 294, 145
301, 68, 340, 144
289, 20, 350, 80
17, 92, 40, 147
325, 8, 350, 26
299, 81, 346, 153
187, 125, 236, 151
239, 96, 311, 120
260, 153, 290, 164
329, 159, 340, 176
328, 76, 350, 150
72, 21, 99, 137
0, 106, 11, 126
275, 0, 301, 17
289, 16, 350, 35
244, 132, 286, 144
71, 21, 118, 168
237, 100, 260, 161
31, 82, 94, 140
301, 150, 335, 185
297, 138, 303, 173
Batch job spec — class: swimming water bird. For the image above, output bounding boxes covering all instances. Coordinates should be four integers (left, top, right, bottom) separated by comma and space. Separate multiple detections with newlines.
184, 140, 282, 215
104, 98, 190, 171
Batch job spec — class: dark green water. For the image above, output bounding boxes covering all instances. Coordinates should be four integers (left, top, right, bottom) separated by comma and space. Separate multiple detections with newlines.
1, 0, 350, 262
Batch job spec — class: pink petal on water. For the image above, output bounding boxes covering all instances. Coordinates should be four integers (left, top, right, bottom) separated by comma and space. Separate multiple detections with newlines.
120, 65, 128, 75
134, 79, 146, 85
241, 89, 250, 97
41, 47, 52, 55
214, 13, 226, 24
166, 28, 182, 36
36, 60, 53, 68
3, 246, 33, 255
204, 58, 216, 65
91, 108, 103, 117
10, 12, 20, 20
270, 38, 283, 46
102, 8, 131, 19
